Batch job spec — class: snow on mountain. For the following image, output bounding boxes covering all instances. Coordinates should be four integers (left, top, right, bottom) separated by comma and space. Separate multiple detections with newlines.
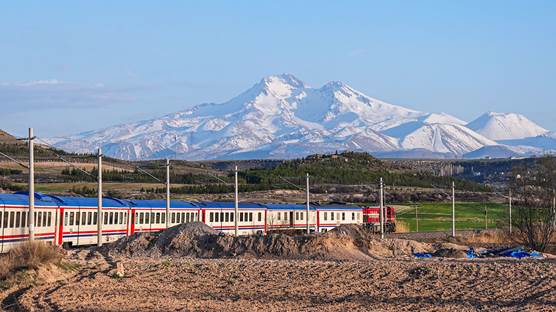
50, 74, 550, 160
52, 74, 408, 160
499, 131, 556, 152
467, 112, 548, 141
381, 112, 495, 155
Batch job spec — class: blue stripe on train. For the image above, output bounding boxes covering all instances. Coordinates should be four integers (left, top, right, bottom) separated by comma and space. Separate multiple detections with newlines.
62, 232, 127, 239
1, 236, 55, 244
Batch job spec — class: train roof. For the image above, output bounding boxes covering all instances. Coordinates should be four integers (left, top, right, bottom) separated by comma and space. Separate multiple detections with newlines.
0, 193, 361, 211
195, 201, 267, 209
265, 203, 316, 211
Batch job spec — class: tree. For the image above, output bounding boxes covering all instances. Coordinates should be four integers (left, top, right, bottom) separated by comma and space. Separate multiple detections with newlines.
511, 156, 556, 251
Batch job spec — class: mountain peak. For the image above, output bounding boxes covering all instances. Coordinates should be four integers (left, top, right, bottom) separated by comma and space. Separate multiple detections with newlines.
257, 74, 306, 98
467, 112, 548, 140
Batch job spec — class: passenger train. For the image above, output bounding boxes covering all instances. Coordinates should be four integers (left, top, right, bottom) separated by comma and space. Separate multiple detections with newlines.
0, 192, 395, 253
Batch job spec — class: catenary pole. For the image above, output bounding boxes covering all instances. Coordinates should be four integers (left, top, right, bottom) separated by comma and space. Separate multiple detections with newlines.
234, 165, 239, 237
509, 189, 512, 234
306, 173, 310, 234
97, 148, 103, 247
415, 204, 419, 233
452, 181, 456, 237
552, 189, 555, 228
28, 128, 35, 241
166, 159, 170, 229
380, 177, 384, 239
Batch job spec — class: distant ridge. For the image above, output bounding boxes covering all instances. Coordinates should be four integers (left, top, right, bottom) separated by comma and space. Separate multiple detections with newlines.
0, 129, 19, 144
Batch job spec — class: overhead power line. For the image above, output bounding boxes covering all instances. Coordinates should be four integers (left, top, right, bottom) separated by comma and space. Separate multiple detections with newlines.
35, 137, 96, 179
0, 151, 29, 169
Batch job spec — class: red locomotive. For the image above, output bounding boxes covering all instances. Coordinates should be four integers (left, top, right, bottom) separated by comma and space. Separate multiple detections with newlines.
362, 206, 396, 233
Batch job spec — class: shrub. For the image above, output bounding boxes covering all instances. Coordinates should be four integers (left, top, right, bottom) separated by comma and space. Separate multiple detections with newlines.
0, 241, 63, 280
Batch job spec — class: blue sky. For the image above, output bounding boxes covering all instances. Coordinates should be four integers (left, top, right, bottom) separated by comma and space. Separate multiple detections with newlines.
1, 1, 555, 138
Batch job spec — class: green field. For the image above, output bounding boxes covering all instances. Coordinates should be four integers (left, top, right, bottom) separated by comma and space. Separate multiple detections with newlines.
395, 202, 509, 232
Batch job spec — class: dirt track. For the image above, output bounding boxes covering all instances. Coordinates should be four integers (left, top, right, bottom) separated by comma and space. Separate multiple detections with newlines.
15, 255, 556, 311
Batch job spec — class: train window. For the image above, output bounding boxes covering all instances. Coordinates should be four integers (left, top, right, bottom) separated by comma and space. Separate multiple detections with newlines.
94, 212, 98, 225
171, 213, 175, 223
81, 212, 86, 225
15, 211, 21, 228
76, 211, 81, 226
161, 213, 165, 224
284, 212, 287, 221
324, 212, 327, 221
216, 212, 220, 223
342, 213, 345, 221
3, 212, 9, 228
9, 212, 14, 228
44, 211, 48, 226
277, 212, 281, 220
34, 212, 38, 225
109, 212, 113, 225
220, 212, 224, 222
69, 212, 75, 225
124, 212, 127, 224
182, 213, 185, 222
22, 211, 27, 227
0, 211, 2, 227
239, 213, 244, 222
38, 212, 43, 227
145, 212, 150, 224
209, 212, 213, 223
249, 213, 253, 222
295, 212, 298, 220
64, 212, 68, 226
331, 212, 334, 220
258, 212, 262, 222
352, 212, 355, 220
139, 213, 144, 224
104, 212, 108, 225
47, 212, 52, 227
178, 212, 182, 223
224, 213, 229, 223
87, 212, 92, 225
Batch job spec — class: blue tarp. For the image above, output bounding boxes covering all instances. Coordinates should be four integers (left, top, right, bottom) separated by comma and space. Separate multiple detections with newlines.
415, 246, 543, 259
497, 247, 542, 259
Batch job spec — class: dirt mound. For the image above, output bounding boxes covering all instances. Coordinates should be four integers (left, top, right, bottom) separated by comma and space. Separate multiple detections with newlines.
107, 223, 438, 261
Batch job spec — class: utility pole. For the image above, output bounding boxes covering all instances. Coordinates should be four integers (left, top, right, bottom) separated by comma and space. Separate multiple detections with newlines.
380, 177, 384, 239
28, 128, 35, 241
306, 173, 310, 234
166, 159, 170, 229
552, 189, 555, 228
97, 148, 103, 247
509, 189, 512, 234
452, 181, 456, 237
415, 204, 419, 233
485, 204, 488, 230
234, 165, 239, 237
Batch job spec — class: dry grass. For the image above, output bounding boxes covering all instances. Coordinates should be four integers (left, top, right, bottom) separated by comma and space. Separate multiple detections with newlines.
395, 221, 410, 233
0, 241, 63, 281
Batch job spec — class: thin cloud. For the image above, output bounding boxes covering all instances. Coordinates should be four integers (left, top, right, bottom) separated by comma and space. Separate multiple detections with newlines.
0, 80, 142, 113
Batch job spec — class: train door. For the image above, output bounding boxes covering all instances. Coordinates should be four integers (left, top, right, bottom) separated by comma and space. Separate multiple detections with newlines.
0, 200, 5, 253
57, 208, 64, 246
129, 209, 136, 236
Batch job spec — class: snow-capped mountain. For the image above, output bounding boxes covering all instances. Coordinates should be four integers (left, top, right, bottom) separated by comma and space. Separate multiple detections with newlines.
381, 112, 495, 155
50, 74, 552, 160
467, 112, 548, 141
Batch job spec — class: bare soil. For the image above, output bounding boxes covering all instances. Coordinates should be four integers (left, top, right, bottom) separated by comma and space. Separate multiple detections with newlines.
3, 226, 556, 311
14, 256, 556, 311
